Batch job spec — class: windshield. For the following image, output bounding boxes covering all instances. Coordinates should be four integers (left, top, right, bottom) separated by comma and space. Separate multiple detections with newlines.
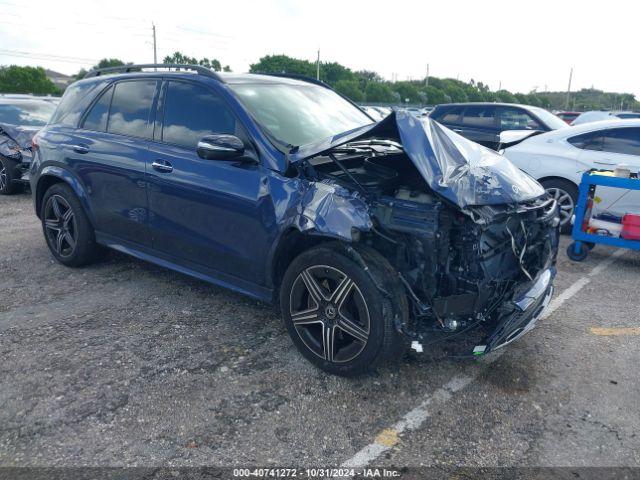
529, 106, 568, 130
229, 83, 373, 147
0, 100, 58, 126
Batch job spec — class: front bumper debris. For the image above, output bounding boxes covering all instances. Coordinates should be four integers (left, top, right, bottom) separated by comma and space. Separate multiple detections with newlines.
475, 267, 556, 355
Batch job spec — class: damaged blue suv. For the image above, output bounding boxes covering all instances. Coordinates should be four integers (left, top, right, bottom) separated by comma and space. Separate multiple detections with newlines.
31, 64, 559, 376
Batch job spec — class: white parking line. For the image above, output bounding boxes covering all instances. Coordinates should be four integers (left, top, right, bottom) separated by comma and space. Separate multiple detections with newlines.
341, 248, 625, 469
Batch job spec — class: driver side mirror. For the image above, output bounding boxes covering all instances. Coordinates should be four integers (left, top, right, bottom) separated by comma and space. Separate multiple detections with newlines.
197, 134, 245, 160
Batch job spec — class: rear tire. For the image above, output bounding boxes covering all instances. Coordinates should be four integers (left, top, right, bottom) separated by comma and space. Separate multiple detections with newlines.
0, 157, 21, 195
41, 183, 101, 267
279, 242, 406, 377
540, 178, 578, 234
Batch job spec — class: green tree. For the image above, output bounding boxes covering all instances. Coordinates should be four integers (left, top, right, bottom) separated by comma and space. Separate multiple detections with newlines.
163, 52, 229, 72
74, 58, 128, 79
334, 80, 364, 102
364, 82, 395, 103
0, 66, 58, 94
442, 81, 468, 103
494, 89, 517, 103
250, 54, 315, 77
393, 82, 421, 103
320, 62, 354, 85
424, 85, 446, 105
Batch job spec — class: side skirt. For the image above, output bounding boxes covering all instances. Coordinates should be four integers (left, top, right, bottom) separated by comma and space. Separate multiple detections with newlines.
95, 232, 274, 304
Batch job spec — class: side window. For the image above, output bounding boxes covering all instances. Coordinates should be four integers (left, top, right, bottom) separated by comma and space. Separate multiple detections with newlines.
498, 108, 542, 131
461, 105, 495, 129
162, 81, 236, 149
50, 80, 110, 127
567, 131, 603, 151
436, 106, 463, 124
82, 86, 113, 132
107, 81, 156, 139
601, 128, 640, 156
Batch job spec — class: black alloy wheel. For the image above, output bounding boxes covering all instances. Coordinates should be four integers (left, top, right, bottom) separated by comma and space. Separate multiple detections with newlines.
43, 194, 77, 258
289, 265, 371, 363
40, 183, 102, 267
0, 157, 20, 195
280, 243, 404, 376
0, 161, 6, 192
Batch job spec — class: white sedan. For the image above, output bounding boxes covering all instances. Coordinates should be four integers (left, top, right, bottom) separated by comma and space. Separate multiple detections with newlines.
503, 119, 640, 232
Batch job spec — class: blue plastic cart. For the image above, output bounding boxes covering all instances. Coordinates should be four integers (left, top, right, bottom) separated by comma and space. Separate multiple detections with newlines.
567, 171, 640, 261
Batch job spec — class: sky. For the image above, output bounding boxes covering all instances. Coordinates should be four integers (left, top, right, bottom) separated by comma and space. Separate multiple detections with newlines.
1, 0, 638, 97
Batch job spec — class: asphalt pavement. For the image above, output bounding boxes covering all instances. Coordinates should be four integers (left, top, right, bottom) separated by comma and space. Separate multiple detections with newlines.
1, 193, 638, 473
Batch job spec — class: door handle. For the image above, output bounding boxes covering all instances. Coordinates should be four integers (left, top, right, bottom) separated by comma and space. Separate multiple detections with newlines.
452, 128, 463, 133
594, 160, 615, 166
152, 160, 173, 173
70, 144, 89, 154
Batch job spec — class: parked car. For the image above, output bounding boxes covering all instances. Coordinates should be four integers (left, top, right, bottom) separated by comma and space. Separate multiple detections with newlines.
31, 64, 559, 376
571, 110, 640, 126
556, 111, 581, 124
429, 102, 568, 150
373, 106, 392, 117
360, 105, 384, 121
503, 119, 640, 232
0, 95, 58, 194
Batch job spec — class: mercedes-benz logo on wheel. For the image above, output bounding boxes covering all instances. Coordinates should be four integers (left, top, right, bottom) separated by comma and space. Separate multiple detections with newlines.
324, 305, 337, 319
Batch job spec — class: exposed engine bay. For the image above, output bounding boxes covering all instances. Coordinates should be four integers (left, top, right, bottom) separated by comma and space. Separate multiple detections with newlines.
292, 113, 560, 353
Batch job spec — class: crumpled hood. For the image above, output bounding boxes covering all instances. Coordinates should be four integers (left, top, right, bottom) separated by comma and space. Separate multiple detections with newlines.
0, 123, 40, 161
289, 111, 545, 208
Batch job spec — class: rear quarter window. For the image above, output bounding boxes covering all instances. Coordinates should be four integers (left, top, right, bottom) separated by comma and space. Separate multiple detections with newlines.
567, 131, 603, 150
50, 80, 110, 127
82, 86, 113, 132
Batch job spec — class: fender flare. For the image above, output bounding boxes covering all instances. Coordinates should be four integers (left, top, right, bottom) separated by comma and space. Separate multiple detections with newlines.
35, 165, 96, 226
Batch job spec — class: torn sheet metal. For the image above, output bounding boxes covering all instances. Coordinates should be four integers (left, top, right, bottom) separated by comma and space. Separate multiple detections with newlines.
0, 123, 39, 161
289, 111, 545, 208
294, 180, 372, 240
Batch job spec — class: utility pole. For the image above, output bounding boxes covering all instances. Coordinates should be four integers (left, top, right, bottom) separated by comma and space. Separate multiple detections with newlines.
424, 64, 429, 105
565, 67, 573, 109
152, 23, 157, 65
316, 49, 320, 81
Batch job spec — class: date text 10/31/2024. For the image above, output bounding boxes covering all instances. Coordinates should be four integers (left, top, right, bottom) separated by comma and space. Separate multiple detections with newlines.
232, 468, 401, 478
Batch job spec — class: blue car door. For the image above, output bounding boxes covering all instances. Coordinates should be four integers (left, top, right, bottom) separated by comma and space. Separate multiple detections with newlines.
72, 79, 159, 246
146, 79, 273, 287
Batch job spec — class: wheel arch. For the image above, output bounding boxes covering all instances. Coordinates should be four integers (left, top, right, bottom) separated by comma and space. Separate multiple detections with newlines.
35, 166, 95, 226
537, 175, 579, 190
267, 228, 338, 296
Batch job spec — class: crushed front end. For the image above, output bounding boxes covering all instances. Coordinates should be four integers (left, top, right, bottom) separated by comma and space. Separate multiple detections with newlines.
289, 111, 560, 356
372, 193, 558, 354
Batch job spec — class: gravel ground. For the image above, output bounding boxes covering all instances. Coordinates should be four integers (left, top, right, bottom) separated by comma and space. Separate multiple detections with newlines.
0, 192, 638, 472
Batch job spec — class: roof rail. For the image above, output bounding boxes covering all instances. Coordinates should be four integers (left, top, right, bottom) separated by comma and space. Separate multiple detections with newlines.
254, 72, 332, 89
83, 64, 224, 82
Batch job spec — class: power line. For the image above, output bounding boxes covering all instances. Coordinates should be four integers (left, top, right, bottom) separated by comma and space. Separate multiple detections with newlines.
0, 49, 99, 65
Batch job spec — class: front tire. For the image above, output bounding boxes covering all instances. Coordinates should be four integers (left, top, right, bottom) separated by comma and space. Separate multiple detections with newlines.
41, 183, 101, 267
0, 157, 22, 195
540, 178, 577, 234
280, 243, 405, 376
